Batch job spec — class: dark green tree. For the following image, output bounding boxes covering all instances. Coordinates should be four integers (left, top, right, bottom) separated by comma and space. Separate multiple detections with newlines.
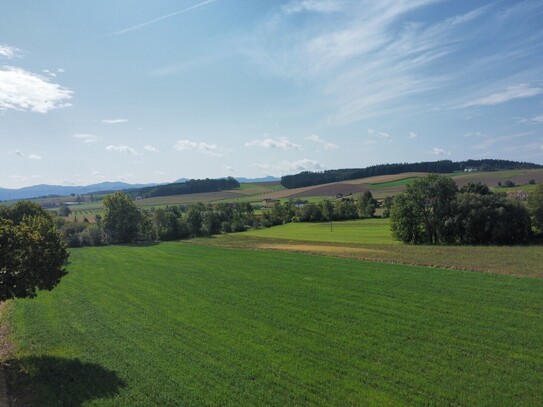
58, 205, 72, 217
390, 174, 458, 244
528, 183, 543, 235
102, 192, 140, 243
0, 201, 68, 301
357, 191, 377, 218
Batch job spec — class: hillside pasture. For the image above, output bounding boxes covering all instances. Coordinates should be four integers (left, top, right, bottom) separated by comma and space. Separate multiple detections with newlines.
211, 219, 543, 278
6, 243, 543, 406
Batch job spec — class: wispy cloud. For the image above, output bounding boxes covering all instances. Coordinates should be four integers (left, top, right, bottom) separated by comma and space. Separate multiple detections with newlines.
282, 0, 346, 14
245, 136, 302, 150
253, 158, 324, 176
460, 84, 543, 108
367, 129, 391, 140
109, 0, 218, 36
102, 118, 128, 124
144, 145, 159, 153
470, 132, 531, 151
74, 134, 102, 144
244, 1, 543, 124
0, 44, 20, 59
408, 132, 419, 139
430, 147, 450, 156
105, 144, 140, 156
0, 67, 73, 113
9, 149, 42, 160
174, 139, 223, 156
305, 134, 338, 150
518, 114, 543, 124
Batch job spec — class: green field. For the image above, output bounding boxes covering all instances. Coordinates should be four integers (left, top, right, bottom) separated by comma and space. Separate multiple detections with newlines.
243, 218, 396, 245
6, 243, 543, 406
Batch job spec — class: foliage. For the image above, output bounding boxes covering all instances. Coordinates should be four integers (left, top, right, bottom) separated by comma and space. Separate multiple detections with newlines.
102, 192, 140, 244
356, 191, 377, 218
0, 201, 68, 301
134, 177, 239, 199
391, 176, 532, 245
280, 159, 542, 189
58, 205, 72, 217
9, 244, 543, 405
391, 174, 458, 244
528, 183, 543, 235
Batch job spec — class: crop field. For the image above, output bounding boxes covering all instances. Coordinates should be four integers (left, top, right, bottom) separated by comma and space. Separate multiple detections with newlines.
243, 219, 396, 245
205, 219, 543, 278
5, 243, 543, 406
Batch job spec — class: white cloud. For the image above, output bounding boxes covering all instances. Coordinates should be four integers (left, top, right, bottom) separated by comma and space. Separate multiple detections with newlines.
74, 134, 101, 144
0, 45, 20, 59
102, 118, 128, 124
105, 144, 140, 155
522, 114, 543, 124
253, 158, 324, 176
0, 66, 73, 113
470, 132, 530, 151
226, 166, 234, 173
245, 137, 302, 150
461, 84, 543, 108
174, 139, 223, 156
430, 147, 451, 156
282, 0, 345, 14
154, 170, 167, 177
367, 129, 391, 139
9, 149, 42, 160
305, 134, 338, 150
144, 145, 159, 153
408, 132, 418, 139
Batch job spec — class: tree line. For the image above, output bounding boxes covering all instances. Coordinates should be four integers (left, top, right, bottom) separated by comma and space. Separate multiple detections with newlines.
391, 174, 543, 245
280, 159, 542, 189
127, 177, 240, 199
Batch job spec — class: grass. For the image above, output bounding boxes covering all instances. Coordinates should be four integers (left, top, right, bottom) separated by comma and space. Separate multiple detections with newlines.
243, 218, 396, 245
6, 243, 543, 406
204, 219, 543, 278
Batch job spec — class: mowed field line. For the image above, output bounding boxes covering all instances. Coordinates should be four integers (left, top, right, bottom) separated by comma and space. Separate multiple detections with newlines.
7, 243, 543, 406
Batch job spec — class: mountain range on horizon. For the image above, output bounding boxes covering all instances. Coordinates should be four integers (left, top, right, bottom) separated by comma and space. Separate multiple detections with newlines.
0, 176, 281, 201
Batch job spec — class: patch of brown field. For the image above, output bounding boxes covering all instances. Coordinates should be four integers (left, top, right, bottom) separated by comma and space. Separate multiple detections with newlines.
194, 235, 543, 279
344, 172, 429, 185
259, 243, 387, 256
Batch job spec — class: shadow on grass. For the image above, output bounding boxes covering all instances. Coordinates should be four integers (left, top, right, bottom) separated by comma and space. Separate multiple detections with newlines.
4, 356, 126, 406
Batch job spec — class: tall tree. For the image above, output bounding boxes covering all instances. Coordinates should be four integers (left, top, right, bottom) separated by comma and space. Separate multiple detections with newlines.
0, 201, 68, 301
357, 191, 377, 218
102, 192, 140, 243
528, 183, 543, 235
390, 174, 458, 244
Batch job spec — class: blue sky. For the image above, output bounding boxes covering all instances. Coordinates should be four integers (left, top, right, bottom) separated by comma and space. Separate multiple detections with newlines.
1, 0, 542, 188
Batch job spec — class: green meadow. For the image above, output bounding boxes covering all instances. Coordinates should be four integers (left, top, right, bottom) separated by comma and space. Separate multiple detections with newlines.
243, 218, 397, 245
6, 243, 543, 406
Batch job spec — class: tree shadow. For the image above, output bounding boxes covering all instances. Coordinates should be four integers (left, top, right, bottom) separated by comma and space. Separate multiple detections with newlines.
4, 356, 126, 406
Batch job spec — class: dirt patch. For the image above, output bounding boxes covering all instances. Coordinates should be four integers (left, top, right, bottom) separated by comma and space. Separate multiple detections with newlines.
258, 243, 387, 257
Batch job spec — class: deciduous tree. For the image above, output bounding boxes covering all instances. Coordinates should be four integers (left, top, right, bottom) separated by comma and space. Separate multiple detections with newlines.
0, 202, 68, 301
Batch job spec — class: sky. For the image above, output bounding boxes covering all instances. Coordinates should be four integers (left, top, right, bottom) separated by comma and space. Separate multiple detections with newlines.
1, 0, 542, 188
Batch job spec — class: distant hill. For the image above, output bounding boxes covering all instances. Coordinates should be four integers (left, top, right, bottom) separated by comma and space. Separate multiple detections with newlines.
280, 159, 543, 189
0, 182, 157, 201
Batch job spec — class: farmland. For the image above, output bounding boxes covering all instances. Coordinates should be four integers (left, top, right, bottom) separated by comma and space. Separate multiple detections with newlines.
5, 243, 543, 406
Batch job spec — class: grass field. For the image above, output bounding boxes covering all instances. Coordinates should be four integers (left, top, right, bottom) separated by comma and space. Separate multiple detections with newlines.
243, 219, 396, 245
203, 219, 543, 278
6, 243, 543, 406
